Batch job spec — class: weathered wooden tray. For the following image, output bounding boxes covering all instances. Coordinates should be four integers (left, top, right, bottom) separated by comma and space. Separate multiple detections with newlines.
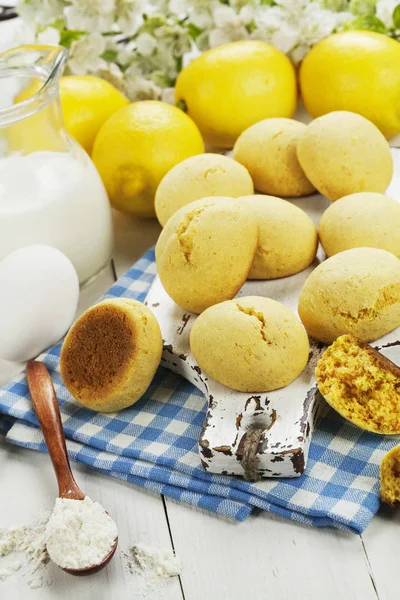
145, 161, 400, 481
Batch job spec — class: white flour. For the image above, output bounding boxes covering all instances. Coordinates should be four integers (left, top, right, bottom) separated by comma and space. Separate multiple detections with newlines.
123, 543, 182, 597
0, 509, 51, 588
1, 505, 181, 593
45, 496, 118, 570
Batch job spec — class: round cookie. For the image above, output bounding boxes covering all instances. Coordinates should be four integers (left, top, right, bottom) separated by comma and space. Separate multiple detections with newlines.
155, 153, 254, 226
155, 197, 259, 313
190, 296, 309, 392
298, 247, 400, 344
297, 111, 393, 202
239, 195, 318, 279
233, 118, 315, 197
60, 298, 162, 412
319, 192, 400, 258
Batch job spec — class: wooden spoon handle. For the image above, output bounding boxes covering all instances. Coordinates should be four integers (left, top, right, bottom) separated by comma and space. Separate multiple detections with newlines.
26, 361, 85, 500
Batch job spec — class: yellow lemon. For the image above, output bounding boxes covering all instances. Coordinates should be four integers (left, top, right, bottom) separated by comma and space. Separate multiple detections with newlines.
92, 101, 205, 217
59, 76, 129, 154
175, 40, 297, 148
300, 31, 400, 139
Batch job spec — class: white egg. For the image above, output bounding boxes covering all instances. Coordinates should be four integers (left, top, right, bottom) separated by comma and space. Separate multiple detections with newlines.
0, 245, 79, 362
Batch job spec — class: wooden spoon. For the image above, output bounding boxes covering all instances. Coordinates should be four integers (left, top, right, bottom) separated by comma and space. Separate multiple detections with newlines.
26, 360, 118, 575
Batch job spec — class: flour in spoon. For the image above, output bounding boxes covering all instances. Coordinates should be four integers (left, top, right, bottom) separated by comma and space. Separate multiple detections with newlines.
45, 496, 118, 570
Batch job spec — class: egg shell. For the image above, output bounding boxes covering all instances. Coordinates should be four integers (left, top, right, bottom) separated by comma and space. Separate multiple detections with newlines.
0, 245, 79, 362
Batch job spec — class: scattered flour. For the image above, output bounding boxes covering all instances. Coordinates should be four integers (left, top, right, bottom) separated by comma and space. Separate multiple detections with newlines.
1, 503, 181, 594
123, 543, 182, 597
45, 496, 118, 570
0, 509, 52, 588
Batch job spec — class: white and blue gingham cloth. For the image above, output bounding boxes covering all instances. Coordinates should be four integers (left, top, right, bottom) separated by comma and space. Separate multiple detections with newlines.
0, 248, 398, 534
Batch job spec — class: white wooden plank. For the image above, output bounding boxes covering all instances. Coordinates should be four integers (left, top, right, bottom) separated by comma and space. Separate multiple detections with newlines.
165, 499, 378, 600
361, 507, 400, 600
0, 437, 183, 600
112, 211, 161, 277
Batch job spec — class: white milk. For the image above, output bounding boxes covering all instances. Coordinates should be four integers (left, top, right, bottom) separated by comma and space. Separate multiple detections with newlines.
0, 150, 114, 284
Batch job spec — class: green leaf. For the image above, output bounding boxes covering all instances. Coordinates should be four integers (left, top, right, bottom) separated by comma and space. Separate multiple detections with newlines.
347, 15, 387, 34
101, 49, 119, 62
187, 22, 203, 40
260, 0, 275, 5
393, 5, 400, 29
59, 29, 86, 49
246, 20, 257, 34
349, 0, 377, 17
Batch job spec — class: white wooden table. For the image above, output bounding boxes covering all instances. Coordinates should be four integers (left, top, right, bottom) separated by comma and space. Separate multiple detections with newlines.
1, 14, 400, 600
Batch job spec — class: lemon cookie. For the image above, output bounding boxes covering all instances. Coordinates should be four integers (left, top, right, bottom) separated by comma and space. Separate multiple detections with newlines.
297, 111, 393, 202
60, 299, 162, 412
233, 118, 315, 197
155, 154, 254, 226
381, 446, 400, 506
190, 296, 309, 392
298, 247, 400, 344
319, 192, 400, 259
239, 195, 318, 279
155, 197, 259, 313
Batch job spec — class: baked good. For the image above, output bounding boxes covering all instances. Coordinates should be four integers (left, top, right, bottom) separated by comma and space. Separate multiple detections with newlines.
155, 197, 259, 313
319, 192, 400, 259
190, 296, 309, 392
298, 247, 400, 344
297, 111, 393, 201
155, 153, 254, 226
233, 118, 315, 197
380, 446, 400, 506
239, 194, 318, 279
60, 299, 162, 412
316, 334, 400, 434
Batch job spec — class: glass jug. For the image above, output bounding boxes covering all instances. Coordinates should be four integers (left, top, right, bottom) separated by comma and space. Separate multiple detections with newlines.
0, 45, 114, 285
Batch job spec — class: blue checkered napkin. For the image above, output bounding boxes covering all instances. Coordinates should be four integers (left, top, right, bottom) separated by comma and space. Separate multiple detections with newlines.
0, 249, 399, 534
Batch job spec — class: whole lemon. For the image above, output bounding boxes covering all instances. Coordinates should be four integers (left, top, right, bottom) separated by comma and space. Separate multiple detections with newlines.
175, 40, 297, 148
59, 76, 129, 154
92, 101, 204, 217
300, 31, 400, 139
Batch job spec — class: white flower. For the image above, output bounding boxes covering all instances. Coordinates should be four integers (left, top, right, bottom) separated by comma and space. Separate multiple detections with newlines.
96, 62, 125, 91
190, 9, 214, 30
161, 86, 175, 104
68, 33, 107, 76
65, 0, 115, 33
298, 4, 343, 47
17, 0, 64, 26
168, 0, 187, 15
124, 64, 161, 100
114, 0, 143, 35
37, 26, 61, 45
136, 32, 158, 56
376, 0, 399, 26
270, 23, 300, 54
208, 3, 250, 47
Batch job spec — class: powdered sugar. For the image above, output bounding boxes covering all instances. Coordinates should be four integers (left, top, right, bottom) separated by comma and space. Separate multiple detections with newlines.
45, 496, 118, 570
